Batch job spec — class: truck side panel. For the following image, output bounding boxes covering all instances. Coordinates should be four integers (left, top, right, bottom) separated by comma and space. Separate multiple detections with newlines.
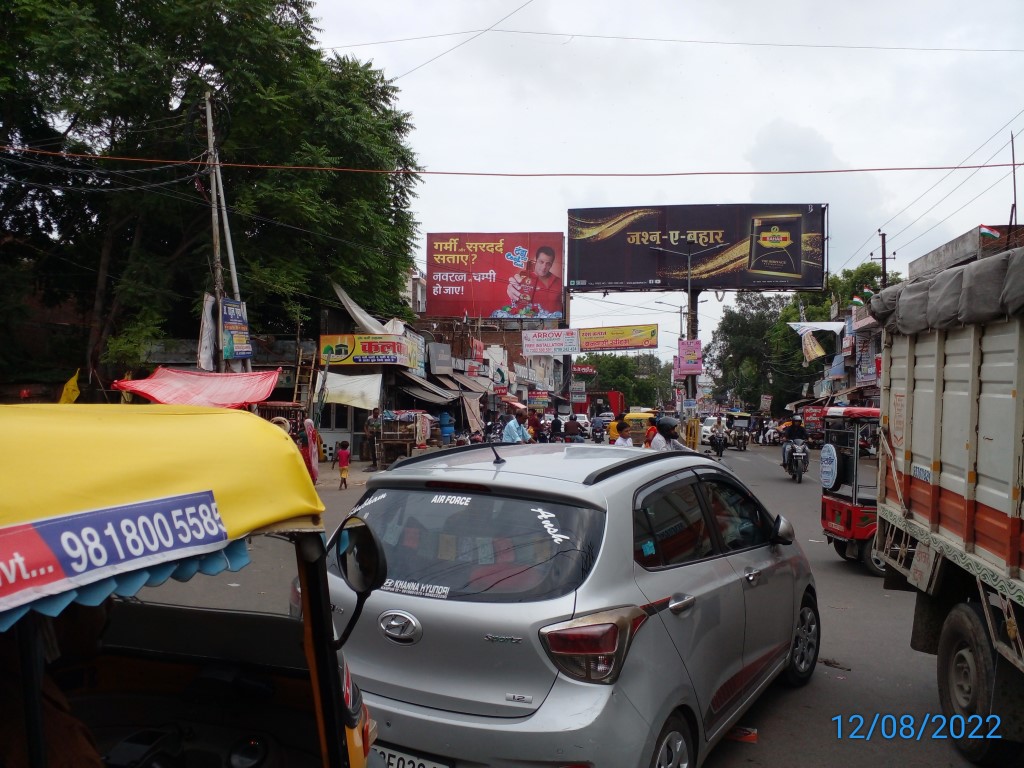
881, 318, 1024, 579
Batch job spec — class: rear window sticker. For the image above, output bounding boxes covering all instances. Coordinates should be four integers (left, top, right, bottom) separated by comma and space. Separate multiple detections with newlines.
430, 494, 472, 506
642, 539, 656, 557
353, 492, 387, 515
533, 507, 571, 545
381, 578, 451, 599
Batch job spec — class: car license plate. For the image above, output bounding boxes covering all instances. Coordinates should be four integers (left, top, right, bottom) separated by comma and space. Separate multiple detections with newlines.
370, 743, 452, 768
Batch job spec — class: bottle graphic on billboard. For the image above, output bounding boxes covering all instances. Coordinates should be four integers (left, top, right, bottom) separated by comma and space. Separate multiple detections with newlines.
748, 214, 803, 279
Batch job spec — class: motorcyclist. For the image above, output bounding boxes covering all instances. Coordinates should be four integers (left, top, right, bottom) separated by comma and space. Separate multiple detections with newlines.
650, 416, 687, 451
710, 416, 727, 443
782, 414, 809, 466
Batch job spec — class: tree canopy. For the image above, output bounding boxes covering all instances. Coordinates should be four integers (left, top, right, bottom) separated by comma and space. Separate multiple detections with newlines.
1, 0, 420, 387
576, 352, 673, 410
705, 263, 900, 415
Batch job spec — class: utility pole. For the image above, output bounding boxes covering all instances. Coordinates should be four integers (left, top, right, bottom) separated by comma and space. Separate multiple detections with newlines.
878, 229, 888, 289
205, 92, 225, 372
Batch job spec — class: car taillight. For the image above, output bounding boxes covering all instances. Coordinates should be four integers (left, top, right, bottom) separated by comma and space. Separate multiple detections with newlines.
540, 606, 648, 684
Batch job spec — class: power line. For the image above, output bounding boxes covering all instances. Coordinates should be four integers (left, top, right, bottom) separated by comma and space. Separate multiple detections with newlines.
4, 144, 1021, 178
321, 28, 1024, 56
392, 1, 537, 81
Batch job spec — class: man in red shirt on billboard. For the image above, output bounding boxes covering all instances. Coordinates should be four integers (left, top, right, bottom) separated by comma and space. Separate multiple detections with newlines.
507, 246, 562, 314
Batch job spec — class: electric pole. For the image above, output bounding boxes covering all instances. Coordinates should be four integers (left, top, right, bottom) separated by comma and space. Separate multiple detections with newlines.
205, 92, 225, 372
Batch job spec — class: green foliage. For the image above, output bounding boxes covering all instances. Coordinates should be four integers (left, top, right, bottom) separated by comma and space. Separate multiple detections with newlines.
576, 352, 674, 409
704, 261, 903, 415
1, 0, 421, 383
100, 306, 166, 368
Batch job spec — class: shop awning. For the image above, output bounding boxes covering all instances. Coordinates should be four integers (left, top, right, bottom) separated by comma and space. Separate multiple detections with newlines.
450, 372, 491, 394
833, 384, 867, 398
314, 371, 382, 410
112, 367, 280, 409
430, 373, 461, 390
784, 398, 813, 412
398, 370, 459, 404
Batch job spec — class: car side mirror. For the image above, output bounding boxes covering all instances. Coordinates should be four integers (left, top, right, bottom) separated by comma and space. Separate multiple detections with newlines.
335, 515, 388, 596
770, 514, 795, 545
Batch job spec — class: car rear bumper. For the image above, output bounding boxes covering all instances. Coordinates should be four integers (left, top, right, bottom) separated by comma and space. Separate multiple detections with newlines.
362, 677, 651, 768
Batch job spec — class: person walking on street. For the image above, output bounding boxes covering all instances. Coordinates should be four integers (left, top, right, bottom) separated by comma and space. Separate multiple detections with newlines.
336, 440, 351, 489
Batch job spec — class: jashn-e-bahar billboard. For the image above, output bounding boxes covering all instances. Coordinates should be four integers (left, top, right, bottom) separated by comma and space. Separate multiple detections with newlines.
426, 232, 564, 319
567, 204, 826, 292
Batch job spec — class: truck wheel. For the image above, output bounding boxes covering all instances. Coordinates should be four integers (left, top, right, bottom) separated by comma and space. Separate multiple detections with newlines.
861, 544, 886, 577
649, 714, 694, 768
782, 592, 820, 687
937, 604, 1023, 765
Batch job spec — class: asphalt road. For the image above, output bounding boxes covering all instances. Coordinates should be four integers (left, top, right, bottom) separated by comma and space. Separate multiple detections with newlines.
144, 449, 1009, 768
701, 442, 978, 768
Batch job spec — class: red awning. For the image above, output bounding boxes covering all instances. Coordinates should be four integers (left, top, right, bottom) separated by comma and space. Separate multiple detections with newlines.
113, 367, 281, 409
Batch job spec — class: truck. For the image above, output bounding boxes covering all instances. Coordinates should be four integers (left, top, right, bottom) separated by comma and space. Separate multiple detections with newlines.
870, 241, 1024, 765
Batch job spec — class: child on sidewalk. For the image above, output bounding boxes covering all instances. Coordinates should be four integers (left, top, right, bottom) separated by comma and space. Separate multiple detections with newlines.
336, 440, 351, 489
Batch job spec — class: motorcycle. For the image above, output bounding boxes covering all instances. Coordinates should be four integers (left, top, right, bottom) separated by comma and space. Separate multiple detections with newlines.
784, 438, 810, 483
763, 427, 781, 445
730, 427, 749, 451
710, 432, 727, 458
591, 422, 605, 443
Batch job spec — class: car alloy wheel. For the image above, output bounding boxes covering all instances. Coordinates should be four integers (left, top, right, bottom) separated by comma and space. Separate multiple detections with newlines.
650, 715, 694, 768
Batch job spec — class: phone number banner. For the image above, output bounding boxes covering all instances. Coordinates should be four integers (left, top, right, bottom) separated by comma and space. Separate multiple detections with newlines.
0, 492, 229, 612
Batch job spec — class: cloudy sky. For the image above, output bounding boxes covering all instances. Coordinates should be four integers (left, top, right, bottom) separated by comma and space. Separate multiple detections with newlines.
313, 1, 1023, 361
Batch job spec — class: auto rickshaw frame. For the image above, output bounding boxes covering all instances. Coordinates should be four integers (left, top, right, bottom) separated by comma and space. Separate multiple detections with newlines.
819, 406, 884, 576
0, 404, 386, 768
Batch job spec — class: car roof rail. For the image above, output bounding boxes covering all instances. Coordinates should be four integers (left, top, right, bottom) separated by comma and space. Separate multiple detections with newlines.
582, 449, 699, 486
385, 442, 516, 471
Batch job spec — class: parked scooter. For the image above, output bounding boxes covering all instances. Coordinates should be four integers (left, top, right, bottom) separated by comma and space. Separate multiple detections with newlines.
763, 427, 781, 445
784, 438, 810, 483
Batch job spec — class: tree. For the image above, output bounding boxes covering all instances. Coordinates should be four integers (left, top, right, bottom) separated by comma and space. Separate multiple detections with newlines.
1, 0, 420, 388
576, 352, 673, 410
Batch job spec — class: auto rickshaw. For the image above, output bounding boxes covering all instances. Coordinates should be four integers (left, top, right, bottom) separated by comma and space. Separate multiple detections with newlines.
819, 406, 884, 577
1, 404, 387, 768
724, 411, 751, 450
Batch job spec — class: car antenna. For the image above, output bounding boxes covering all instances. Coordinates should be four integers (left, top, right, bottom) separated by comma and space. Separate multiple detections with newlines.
490, 444, 506, 465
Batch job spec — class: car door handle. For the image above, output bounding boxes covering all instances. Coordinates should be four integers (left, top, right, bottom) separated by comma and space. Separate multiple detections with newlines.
668, 594, 696, 614
744, 568, 761, 585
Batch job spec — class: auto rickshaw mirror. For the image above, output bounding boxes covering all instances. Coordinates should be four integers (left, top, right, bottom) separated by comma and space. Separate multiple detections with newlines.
336, 515, 388, 595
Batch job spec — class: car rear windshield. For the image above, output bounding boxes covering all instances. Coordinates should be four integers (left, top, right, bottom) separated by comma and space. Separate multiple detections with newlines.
355, 488, 604, 603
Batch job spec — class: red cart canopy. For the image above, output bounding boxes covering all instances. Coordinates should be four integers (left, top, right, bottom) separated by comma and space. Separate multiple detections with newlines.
113, 367, 280, 409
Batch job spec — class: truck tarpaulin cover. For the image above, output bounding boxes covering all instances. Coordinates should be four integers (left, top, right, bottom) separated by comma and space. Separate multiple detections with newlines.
567, 203, 826, 292
113, 367, 280, 408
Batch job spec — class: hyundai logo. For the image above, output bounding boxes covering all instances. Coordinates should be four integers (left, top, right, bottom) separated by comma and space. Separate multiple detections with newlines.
379, 610, 423, 644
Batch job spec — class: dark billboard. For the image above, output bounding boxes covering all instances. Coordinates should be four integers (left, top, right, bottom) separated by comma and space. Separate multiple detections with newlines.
567, 204, 826, 292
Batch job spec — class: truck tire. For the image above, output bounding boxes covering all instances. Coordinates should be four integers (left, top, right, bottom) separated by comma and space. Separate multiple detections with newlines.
861, 544, 886, 577
937, 604, 1023, 765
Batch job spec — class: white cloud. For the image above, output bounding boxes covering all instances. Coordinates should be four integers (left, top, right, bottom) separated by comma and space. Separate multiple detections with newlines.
315, 0, 1024, 359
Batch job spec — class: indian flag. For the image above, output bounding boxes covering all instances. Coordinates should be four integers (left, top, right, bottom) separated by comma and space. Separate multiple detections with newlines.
862, 284, 875, 297
979, 225, 1000, 239
850, 296, 865, 307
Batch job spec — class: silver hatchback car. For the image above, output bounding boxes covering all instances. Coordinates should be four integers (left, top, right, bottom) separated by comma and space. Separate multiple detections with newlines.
327, 443, 819, 768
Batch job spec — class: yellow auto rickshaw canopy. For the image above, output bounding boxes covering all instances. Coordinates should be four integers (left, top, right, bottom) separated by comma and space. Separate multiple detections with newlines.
0, 404, 325, 628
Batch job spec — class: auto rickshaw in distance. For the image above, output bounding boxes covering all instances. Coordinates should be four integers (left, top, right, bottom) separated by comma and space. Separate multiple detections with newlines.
724, 411, 751, 450
819, 406, 885, 577
1, 404, 387, 768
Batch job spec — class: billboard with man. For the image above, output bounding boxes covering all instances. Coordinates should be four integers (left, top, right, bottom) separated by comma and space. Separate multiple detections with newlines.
426, 232, 564, 319
566, 204, 826, 292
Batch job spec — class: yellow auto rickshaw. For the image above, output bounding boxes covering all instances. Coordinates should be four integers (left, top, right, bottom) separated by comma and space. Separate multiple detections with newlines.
1, 404, 387, 768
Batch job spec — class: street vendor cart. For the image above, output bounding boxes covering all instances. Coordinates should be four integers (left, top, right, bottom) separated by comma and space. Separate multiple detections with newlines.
819, 406, 884, 576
